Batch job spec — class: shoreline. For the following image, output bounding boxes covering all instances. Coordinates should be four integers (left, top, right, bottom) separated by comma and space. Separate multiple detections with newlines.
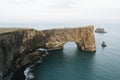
0, 26, 96, 80
4, 49, 48, 80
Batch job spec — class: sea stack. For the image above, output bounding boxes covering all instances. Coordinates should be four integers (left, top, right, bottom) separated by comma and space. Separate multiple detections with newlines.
101, 41, 107, 47
95, 28, 107, 33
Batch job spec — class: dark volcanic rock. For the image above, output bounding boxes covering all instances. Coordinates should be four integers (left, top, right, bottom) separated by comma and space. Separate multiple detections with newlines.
0, 29, 46, 79
15, 50, 47, 69
95, 28, 107, 33
101, 41, 107, 47
0, 26, 96, 79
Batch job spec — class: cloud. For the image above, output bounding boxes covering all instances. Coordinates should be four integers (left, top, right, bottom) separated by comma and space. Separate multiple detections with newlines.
0, 0, 120, 23
4, 0, 36, 4
48, 0, 78, 8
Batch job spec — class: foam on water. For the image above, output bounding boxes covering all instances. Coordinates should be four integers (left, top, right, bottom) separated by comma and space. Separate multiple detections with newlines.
24, 66, 34, 80
24, 48, 48, 80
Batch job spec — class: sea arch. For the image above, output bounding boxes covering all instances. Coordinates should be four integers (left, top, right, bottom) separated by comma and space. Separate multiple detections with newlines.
44, 26, 96, 51
63, 42, 77, 49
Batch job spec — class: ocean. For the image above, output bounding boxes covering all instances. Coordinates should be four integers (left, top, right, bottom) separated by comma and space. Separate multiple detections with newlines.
1, 23, 120, 80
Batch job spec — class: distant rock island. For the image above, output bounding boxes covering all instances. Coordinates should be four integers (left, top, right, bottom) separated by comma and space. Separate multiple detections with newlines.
95, 28, 107, 33
0, 26, 96, 80
101, 41, 107, 47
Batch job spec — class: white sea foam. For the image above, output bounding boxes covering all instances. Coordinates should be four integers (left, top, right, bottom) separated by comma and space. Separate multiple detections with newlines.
36, 48, 49, 55
24, 67, 34, 80
36, 48, 47, 51
24, 48, 48, 80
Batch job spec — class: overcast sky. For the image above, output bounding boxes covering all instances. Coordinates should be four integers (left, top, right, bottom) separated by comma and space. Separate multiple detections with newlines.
0, 0, 120, 23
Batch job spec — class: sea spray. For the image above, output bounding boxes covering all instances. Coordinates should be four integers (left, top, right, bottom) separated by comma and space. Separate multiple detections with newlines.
24, 66, 34, 80
24, 48, 48, 80
24, 59, 43, 80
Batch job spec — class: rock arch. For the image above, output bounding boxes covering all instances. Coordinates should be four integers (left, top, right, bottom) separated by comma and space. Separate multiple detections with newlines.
44, 26, 96, 51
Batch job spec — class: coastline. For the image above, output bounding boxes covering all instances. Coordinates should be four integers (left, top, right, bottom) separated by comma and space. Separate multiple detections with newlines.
4, 49, 48, 80
0, 26, 96, 80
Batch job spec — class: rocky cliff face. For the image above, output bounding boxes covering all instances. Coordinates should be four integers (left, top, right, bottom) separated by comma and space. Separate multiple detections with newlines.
0, 26, 96, 79
45, 26, 96, 51
0, 29, 46, 78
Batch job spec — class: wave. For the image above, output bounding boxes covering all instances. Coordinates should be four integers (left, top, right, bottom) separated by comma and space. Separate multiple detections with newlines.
24, 48, 48, 80
24, 66, 34, 80
24, 59, 43, 80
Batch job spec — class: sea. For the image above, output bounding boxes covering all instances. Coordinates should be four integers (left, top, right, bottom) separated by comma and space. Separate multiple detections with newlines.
0, 23, 120, 80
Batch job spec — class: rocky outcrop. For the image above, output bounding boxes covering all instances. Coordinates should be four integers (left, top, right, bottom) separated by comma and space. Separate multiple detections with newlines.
101, 41, 107, 47
0, 29, 46, 79
0, 26, 96, 79
45, 26, 96, 51
95, 28, 107, 33
15, 49, 47, 69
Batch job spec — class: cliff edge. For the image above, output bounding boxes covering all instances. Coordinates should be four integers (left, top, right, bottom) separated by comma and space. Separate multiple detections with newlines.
0, 26, 96, 79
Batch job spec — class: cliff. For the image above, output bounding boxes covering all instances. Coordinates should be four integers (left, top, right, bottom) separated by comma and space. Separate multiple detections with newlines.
0, 26, 96, 79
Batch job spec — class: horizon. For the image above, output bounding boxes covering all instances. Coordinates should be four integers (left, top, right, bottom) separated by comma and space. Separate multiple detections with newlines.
0, 22, 119, 30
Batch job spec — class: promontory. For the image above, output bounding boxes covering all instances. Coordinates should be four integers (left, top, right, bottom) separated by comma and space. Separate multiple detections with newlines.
0, 26, 96, 79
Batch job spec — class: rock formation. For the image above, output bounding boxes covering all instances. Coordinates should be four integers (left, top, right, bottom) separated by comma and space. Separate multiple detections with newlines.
101, 41, 107, 47
95, 28, 107, 33
0, 26, 96, 79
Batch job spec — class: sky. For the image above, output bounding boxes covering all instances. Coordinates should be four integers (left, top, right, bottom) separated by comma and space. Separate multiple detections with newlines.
0, 0, 120, 23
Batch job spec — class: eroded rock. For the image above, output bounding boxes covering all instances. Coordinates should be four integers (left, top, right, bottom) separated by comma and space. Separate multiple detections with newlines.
0, 26, 96, 78
95, 28, 107, 33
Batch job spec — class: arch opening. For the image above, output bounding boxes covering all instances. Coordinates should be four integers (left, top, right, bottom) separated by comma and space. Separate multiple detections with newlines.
62, 42, 78, 56
63, 42, 77, 49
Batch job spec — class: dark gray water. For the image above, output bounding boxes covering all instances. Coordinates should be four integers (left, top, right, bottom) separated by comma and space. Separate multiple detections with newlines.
28, 24, 120, 80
